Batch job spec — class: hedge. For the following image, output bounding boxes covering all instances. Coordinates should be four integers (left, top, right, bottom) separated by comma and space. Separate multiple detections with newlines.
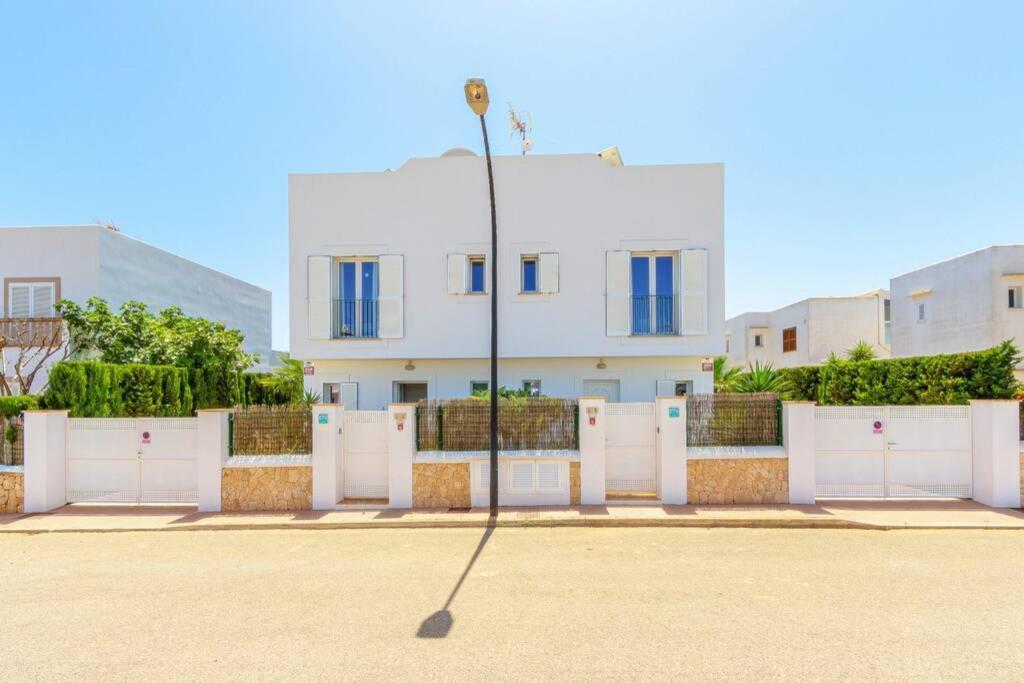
0, 395, 39, 418
43, 361, 193, 417
778, 341, 1020, 405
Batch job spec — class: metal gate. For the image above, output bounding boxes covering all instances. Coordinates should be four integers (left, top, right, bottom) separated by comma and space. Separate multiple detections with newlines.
66, 418, 199, 504
815, 406, 972, 498
605, 402, 657, 493
342, 410, 389, 499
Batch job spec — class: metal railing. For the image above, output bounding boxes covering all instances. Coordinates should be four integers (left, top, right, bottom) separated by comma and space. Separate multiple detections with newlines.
332, 299, 379, 339
0, 317, 63, 347
630, 295, 677, 336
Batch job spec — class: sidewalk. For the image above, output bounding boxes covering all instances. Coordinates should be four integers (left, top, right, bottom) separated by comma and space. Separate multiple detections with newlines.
2, 500, 1023, 533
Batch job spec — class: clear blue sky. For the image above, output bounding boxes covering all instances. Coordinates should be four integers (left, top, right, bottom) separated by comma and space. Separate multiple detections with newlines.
3, 1, 1022, 351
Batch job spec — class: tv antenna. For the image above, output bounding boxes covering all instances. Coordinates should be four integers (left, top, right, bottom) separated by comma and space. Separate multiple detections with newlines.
508, 104, 533, 155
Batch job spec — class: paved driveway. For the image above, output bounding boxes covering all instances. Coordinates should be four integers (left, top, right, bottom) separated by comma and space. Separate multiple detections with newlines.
2, 527, 1023, 679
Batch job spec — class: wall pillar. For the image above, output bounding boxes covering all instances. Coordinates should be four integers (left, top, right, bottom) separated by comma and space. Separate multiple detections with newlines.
196, 410, 229, 513
656, 397, 687, 504
783, 402, 816, 505
387, 404, 415, 508
970, 400, 1021, 508
23, 410, 68, 513
579, 397, 606, 505
312, 404, 344, 510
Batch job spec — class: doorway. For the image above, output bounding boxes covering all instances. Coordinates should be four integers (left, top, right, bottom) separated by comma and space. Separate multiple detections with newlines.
395, 382, 428, 403
582, 379, 621, 402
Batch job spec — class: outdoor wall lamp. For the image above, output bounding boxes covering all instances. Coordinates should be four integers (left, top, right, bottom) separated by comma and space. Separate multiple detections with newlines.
596, 358, 607, 370
404, 360, 416, 371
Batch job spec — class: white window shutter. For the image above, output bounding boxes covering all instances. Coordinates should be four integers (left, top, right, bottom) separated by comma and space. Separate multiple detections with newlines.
340, 382, 358, 409
656, 380, 676, 397
378, 254, 404, 339
680, 249, 708, 335
606, 251, 631, 336
539, 253, 559, 294
32, 284, 55, 317
307, 256, 332, 340
447, 254, 467, 294
9, 285, 31, 318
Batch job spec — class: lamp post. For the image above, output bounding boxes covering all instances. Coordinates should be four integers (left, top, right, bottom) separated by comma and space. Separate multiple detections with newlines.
464, 77, 499, 515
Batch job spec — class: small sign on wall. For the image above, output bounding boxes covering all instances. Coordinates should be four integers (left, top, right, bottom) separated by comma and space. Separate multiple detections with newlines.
668, 407, 680, 419
318, 413, 329, 425
303, 362, 315, 376
701, 360, 714, 372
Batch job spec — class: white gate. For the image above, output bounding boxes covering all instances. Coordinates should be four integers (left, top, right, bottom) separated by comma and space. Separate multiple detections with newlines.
66, 418, 199, 504
342, 410, 388, 499
815, 406, 972, 498
605, 402, 657, 493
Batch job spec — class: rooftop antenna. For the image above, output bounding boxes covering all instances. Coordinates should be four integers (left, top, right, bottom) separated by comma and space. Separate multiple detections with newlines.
508, 104, 533, 155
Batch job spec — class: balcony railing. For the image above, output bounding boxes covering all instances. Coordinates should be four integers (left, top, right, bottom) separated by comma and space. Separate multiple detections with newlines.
332, 299, 379, 339
0, 317, 64, 347
630, 295, 678, 336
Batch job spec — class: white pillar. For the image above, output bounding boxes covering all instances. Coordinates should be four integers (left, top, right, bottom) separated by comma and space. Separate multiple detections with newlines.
387, 404, 415, 508
970, 400, 1021, 508
23, 410, 67, 513
579, 397, 606, 505
196, 410, 229, 513
783, 402, 816, 505
312, 404, 344, 510
656, 397, 687, 504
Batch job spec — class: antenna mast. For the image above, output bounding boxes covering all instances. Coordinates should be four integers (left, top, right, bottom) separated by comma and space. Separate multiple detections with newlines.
508, 104, 533, 155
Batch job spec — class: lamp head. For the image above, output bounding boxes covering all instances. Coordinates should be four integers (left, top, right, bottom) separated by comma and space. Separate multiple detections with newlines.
464, 78, 490, 115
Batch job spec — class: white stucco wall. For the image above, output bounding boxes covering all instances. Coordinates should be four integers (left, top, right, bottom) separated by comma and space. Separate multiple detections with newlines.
891, 246, 1024, 369
305, 356, 713, 410
289, 153, 725, 364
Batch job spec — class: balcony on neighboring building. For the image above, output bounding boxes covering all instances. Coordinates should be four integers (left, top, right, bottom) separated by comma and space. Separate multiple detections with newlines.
331, 299, 379, 339
0, 317, 64, 347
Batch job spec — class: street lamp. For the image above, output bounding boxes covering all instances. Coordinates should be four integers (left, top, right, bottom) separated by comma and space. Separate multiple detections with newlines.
464, 77, 498, 515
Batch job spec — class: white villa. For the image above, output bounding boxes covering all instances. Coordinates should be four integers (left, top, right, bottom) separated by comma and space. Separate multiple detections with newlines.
725, 289, 891, 369
1, 225, 275, 392
289, 150, 725, 409
890, 245, 1024, 379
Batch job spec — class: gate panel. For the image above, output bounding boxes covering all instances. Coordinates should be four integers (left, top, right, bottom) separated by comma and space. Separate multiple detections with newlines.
138, 418, 199, 503
343, 411, 389, 499
67, 419, 141, 503
605, 403, 656, 493
885, 406, 971, 498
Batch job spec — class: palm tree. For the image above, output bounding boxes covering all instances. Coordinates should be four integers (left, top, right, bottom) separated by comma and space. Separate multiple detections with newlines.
713, 356, 742, 392
261, 353, 304, 402
735, 361, 788, 393
846, 340, 876, 362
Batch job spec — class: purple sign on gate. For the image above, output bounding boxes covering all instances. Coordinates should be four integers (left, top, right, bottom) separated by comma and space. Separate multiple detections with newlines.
872, 420, 883, 435
142, 430, 152, 444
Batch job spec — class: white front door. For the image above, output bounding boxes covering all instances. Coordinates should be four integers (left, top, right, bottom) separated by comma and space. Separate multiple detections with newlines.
582, 380, 620, 403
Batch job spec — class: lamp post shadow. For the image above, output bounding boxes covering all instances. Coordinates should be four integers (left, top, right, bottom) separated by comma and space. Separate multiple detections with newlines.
416, 522, 496, 639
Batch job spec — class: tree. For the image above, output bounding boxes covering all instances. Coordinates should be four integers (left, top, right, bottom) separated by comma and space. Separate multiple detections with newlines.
261, 354, 305, 403
735, 361, 789, 394
58, 298, 256, 373
713, 356, 742, 392
0, 319, 70, 396
846, 341, 876, 362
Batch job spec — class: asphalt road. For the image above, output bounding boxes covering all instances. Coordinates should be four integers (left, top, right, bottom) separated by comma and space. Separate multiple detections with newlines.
2, 527, 1023, 680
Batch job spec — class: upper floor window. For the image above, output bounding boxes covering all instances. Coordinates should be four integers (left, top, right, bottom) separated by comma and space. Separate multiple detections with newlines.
725, 336, 731, 353
306, 254, 403, 341
753, 333, 764, 348
917, 302, 927, 322
5, 279, 57, 318
782, 327, 797, 353
606, 249, 706, 338
469, 256, 486, 294
521, 257, 538, 293
447, 253, 489, 295
1009, 287, 1022, 310
336, 258, 378, 338
883, 298, 892, 345
630, 253, 677, 335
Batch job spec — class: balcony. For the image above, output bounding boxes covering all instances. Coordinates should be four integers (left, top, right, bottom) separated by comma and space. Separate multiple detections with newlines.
332, 299, 379, 339
0, 317, 64, 347
630, 295, 678, 336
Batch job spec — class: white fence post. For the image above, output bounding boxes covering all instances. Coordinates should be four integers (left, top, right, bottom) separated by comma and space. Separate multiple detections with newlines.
579, 397, 606, 505
387, 404, 415, 508
196, 410, 229, 513
656, 397, 687, 504
783, 402, 816, 505
969, 400, 1021, 508
23, 410, 68, 513
312, 404, 344, 510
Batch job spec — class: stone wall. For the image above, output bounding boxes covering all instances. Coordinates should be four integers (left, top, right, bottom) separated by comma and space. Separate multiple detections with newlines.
222, 466, 312, 512
687, 458, 789, 505
413, 463, 470, 509
0, 471, 24, 513
570, 461, 580, 505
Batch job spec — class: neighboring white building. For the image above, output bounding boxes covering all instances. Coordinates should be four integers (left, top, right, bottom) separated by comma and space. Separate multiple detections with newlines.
289, 151, 725, 409
890, 245, 1024, 379
725, 289, 891, 369
1, 225, 274, 392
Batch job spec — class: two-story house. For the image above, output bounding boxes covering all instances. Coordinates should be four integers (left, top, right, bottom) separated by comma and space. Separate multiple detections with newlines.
1, 225, 275, 393
289, 151, 725, 408
725, 290, 891, 369
890, 245, 1024, 380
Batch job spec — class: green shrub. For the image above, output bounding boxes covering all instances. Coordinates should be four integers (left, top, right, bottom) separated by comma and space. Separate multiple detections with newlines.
778, 366, 821, 402
0, 395, 40, 418
43, 361, 192, 417
239, 372, 294, 406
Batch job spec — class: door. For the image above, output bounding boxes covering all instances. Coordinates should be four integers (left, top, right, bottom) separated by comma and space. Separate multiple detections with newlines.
604, 403, 657, 494
397, 382, 428, 403
342, 411, 389, 500
582, 380, 620, 403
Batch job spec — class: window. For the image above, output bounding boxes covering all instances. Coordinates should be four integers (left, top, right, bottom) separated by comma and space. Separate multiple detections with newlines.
470, 381, 489, 395
883, 299, 892, 345
917, 302, 927, 322
782, 327, 797, 353
521, 256, 538, 293
336, 258, 378, 338
1009, 287, 1023, 310
322, 382, 357, 408
674, 381, 693, 396
725, 337, 731, 353
323, 383, 340, 404
469, 256, 486, 294
754, 333, 763, 348
630, 253, 676, 335
5, 279, 57, 318
522, 379, 541, 397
